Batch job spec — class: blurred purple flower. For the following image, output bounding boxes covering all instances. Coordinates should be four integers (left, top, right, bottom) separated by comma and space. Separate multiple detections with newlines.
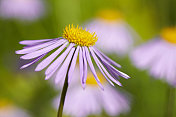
0, 0, 44, 21
130, 27, 176, 86
16, 25, 130, 89
54, 70, 131, 117
86, 9, 139, 56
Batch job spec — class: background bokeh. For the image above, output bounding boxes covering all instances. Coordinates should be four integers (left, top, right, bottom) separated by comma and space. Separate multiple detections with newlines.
0, 0, 176, 117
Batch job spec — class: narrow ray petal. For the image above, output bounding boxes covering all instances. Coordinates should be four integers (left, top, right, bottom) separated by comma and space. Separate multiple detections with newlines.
45, 67, 57, 80
82, 47, 88, 88
102, 60, 130, 79
16, 39, 59, 54
89, 48, 122, 86
79, 47, 84, 87
55, 48, 76, 84
105, 64, 120, 80
85, 47, 104, 90
45, 43, 74, 76
19, 39, 54, 45
68, 46, 80, 83
91, 47, 130, 79
20, 53, 46, 69
35, 42, 68, 71
88, 48, 115, 86
21, 40, 66, 59
93, 47, 121, 68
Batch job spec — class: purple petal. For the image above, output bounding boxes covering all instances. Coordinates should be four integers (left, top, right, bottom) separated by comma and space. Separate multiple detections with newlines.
105, 63, 120, 80
88, 48, 115, 86
16, 39, 58, 54
45, 68, 56, 80
21, 39, 66, 59
55, 47, 76, 84
19, 39, 54, 45
85, 47, 104, 90
93, 47, 121, 68
99, 58, 121, 79
79, 47, 84, 87
20, 53, 46, 69
92, 47, 130, 79
91, 48, 120, 79
89, 47, 122, 86
35, 42, 68, 71
45, 43, 74, 77
102, 61, 130, 79
22, 38, 59, 48
68, 46, 80, 83
82, 47, 88, 88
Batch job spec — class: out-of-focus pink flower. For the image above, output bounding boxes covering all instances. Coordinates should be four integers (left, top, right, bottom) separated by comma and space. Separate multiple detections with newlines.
86, 9, 139, 56
54, 69, 131, 117
130, 27, 176, 86
0, 0, 44, 21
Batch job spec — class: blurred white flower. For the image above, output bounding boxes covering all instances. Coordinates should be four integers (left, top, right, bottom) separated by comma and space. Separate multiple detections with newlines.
130, 27, 176, 86
86, 9, 139, 56
0, 99, 30, 117
0, 0, 44, 21
54, 69, 131, 117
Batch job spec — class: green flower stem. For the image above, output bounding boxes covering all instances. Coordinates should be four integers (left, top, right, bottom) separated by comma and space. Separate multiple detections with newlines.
57, 72, 69, 117
165, 85, 175, 117
57, 50, 76, 117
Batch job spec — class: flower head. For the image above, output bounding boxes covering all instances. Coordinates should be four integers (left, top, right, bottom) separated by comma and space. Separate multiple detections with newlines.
63, 25, 97, 47
0, 0, 44, 21
86, 9, 139, 56
131, 27, 176, 86
16, 25, 130, 89
54, 70, 131, 117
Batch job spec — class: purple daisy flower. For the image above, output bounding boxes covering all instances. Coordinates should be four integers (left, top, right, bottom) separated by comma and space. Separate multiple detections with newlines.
85, 9, 140, 56
130, 27, 176, 86
54, 69, 131, 117
16, 25, 130, 89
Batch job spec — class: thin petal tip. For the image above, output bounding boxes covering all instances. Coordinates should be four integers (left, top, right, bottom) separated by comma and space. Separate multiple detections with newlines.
20, 55, 30, 60
15, 50, 21, 54
20, 56, 25, 59
20, 66, 25, 69
45, 76, 49, 80
81, 83, 86, 89
35, 67, 41, 72
125, 74, 131, 79
19, 42, 23, 45
101, 87, 104, 91
118, 83, 123, 87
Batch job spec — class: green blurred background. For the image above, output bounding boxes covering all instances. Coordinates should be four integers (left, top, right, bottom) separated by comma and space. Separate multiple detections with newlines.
0, 0, 176, 117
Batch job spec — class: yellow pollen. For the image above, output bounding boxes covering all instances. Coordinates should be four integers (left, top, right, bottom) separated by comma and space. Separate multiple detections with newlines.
161, 27, 176, 44
62, 24, 98, 47
97, 9, 123, 21
86, 72, 106, 86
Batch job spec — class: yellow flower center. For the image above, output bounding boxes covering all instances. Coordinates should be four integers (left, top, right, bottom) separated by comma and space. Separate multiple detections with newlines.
161, 27, 176, 44
86, 72, 105, 86
97, 9, 123, 22
62, 24, 98, 47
